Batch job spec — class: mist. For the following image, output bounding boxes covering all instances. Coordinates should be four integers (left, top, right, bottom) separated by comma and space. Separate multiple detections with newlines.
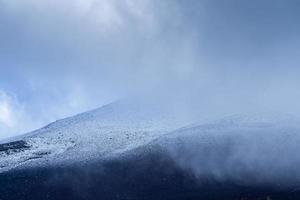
163, 115, 300, 187
1, 0, 300, 141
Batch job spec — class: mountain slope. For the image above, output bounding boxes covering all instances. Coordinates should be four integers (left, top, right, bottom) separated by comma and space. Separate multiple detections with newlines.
0, 100, 187, 173
2, 112, 300, 200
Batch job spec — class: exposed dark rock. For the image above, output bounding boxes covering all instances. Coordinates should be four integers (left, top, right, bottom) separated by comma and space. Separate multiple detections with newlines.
0, 141, 30, 154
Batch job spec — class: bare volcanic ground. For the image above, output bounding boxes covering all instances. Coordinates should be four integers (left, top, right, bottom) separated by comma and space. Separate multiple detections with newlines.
1, 146, 300, 200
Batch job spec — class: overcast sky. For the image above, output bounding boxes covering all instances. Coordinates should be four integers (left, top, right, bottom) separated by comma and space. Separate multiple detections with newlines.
1, 0, 300, 139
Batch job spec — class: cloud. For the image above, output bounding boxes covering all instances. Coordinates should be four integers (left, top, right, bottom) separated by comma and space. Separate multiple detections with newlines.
0, 0, 188, 139
1, 0, 300, 139
0, 0, 162, 43
0, 90, 36, 140
0, 92, 14, 127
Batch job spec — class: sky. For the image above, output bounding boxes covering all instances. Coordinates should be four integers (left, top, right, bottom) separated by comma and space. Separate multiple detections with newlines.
1, 0, 300, 139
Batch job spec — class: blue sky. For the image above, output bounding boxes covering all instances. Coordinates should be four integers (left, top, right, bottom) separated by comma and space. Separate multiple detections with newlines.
1, 0, 300, 139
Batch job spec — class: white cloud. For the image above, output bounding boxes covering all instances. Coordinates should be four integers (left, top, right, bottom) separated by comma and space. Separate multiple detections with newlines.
0, 91, 19, 139
0, 90, 39, 140
0, 95, 14, 128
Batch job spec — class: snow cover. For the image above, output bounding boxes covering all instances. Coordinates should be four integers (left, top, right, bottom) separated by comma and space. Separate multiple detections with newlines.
0, 100, 186, 173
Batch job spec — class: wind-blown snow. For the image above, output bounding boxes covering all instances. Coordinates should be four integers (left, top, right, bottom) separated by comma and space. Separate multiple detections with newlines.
157, 114, 300, 187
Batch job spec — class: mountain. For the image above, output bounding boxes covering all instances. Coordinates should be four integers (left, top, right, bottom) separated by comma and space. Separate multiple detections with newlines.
1, 102, 300, 200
